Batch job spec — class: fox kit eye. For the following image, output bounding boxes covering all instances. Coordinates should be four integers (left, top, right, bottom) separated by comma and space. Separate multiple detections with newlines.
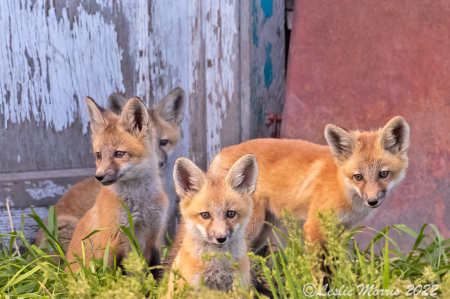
160, 139, 169, 146
200, 212, 211, 220
95, 152, 101, 159
353, 174, 364, 182
115, 151, 126, 158
226, 211, 236, 218
379, 171, 389, 178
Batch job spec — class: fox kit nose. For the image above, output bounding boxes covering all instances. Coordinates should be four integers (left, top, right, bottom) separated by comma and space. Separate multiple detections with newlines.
95, 174, 105, 182
367, 198, 379, 207
216, 236, 227, 244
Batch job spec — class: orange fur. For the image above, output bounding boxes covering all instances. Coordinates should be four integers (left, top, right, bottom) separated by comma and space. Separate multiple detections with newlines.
66, 97, 169, 273
67, 188, 168, 272
207, 116, 410, 249
35, 88, 186, 249
167, 155, 258, 295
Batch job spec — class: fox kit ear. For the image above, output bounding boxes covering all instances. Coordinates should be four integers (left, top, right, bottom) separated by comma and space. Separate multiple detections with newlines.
226, 154, 259, 195
379, 116, 410, 154
156, 87, 186, 125
325, 124, 356, 161
119, 98, 149, 137
85, 97, 106, 136
107, 93, 128, 115
173, 158, 206, 199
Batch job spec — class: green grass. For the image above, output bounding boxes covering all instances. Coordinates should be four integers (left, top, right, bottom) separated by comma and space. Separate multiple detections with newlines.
0, 208, 449, 298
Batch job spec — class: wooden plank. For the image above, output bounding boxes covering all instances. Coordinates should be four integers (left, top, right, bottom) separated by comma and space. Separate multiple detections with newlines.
0, 173, 92, 244
0, 173, 92, 208
0, 168, 95, 182
188, 0, 208, 171
204, 0, 241, 164
0, 0, 126, 137
249, 0, 286, 139
0, 119, 96, 173
240, 0, 253, 143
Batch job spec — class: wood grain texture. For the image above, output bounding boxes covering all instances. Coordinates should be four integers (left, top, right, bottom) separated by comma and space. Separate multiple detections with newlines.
204, 0, 241, 164
188, 0, 208, 171
249, 0, 286, 139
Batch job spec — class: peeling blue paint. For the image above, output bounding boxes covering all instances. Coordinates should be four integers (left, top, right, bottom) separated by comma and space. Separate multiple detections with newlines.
261, 0, 273, 18
264, 43, 273, 88
252, 0, 259, 46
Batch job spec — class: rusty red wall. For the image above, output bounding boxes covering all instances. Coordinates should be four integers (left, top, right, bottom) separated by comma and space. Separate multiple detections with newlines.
282, 0, 450, 249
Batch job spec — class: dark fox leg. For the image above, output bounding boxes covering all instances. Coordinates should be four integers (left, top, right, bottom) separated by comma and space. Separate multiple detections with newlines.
148, 247, 163, 281
251, 270, 274, 299
320, 253, 332, 292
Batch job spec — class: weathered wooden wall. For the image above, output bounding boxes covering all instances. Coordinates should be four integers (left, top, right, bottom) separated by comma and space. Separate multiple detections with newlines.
0, 0, 285, 243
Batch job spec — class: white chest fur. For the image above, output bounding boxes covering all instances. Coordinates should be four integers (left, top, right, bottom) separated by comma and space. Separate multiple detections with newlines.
110, 174, 164, 252
338, 192, 377, 229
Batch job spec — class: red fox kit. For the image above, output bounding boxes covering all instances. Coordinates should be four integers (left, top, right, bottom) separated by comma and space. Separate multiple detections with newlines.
66, 97, 169, 274
36, 88, 185, 249
208, 116, 410, 249
166, 154, 258, 294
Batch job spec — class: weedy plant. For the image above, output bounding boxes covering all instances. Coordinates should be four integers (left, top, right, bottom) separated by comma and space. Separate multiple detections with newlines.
252, 211, 450, 298
0, 207, 449, 298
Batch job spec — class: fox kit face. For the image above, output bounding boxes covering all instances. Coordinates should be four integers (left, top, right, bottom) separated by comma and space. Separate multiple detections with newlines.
107, 87, 186, 169
173, 155, 258, 248
325, 116, 410, 208
85, 97, 155, 186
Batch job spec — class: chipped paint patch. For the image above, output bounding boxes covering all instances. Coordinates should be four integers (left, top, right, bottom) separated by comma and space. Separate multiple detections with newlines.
261, 0, 273, 18
205, 1, 239, 164
25, 180, 68, 200
0, 0, 125, 133
249, 0, 285, 137
264, 43, 273, 88
134, 1, 188, 106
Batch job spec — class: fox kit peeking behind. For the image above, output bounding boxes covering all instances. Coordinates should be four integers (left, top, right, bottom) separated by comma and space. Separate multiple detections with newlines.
208, 116, 410, 249
35, 88, 186, 250
66, 97, 169, 275
166, 154, 258, 294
